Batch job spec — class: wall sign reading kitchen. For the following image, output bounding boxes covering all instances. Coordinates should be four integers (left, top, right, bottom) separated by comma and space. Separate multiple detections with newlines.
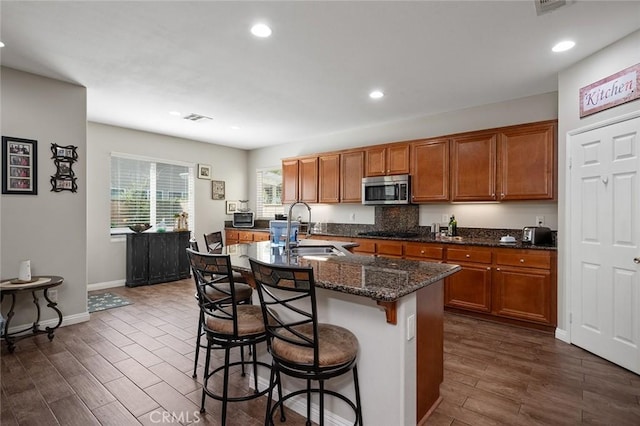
580, 63, 640, 118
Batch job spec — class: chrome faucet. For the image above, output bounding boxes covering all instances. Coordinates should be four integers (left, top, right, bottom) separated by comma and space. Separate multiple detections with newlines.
285, 201, 311, 253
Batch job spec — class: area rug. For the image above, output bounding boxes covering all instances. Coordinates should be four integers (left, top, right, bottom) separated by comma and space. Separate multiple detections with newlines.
88, 292, 133, 313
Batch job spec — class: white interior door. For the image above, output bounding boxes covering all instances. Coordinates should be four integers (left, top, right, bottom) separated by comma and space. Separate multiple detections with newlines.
569, 115, 640, 375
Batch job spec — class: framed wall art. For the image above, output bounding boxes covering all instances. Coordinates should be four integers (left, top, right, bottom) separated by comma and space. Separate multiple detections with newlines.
50, 143, 78, 193
225, 200, 238, 214
2, 136, 38, 195
211, 180, 225, 200
197, 163, 211, 179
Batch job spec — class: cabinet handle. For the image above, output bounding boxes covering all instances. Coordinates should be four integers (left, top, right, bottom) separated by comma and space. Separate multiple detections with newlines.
501, 193, 505, 199
520, 259, 525, 263
492, 193, 496, 200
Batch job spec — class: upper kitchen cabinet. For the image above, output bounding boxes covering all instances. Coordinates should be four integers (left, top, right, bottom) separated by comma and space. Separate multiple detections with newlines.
410, 138, 449, 202
282, 156, 319, 204
282, 159, 299, 204
318, 153, 340, 203
450, 132, 498, 201
298, 156, 319, 203
365, 142, 410, 177
497, 121, 556, 200
340, 150, 365, 203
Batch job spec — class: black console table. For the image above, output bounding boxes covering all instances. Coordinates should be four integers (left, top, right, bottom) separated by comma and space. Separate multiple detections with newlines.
126, 231, 191, 286
0, 275, 64, 353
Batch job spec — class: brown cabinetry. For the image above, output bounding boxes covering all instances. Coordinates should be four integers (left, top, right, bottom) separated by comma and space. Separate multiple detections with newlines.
404, 242, 444, 261
282, 156, 319, 203
492, 249, 556, 325
497, 121, 556, 200
450, 132, 497, 201
225, 229, 269, 245
365, 143, 410, 177
340, 150, 365, 203
410, 138, 449, 202
444, 247, 493, 313
318, 154, 340, 203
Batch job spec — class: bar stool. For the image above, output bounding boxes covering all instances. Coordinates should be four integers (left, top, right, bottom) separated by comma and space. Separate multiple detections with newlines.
188, 240, 253, 378
249, 258, 363, 426
203, 231, 249, 283
187, 249, 272, 426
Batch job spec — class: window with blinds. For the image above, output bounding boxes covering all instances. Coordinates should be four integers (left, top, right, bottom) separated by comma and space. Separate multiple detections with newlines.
256, 167, 284, 219
110, 154, 194, 233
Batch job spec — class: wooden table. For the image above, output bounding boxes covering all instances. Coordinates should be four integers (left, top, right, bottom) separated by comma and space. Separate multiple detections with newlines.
0, 276, 64, 353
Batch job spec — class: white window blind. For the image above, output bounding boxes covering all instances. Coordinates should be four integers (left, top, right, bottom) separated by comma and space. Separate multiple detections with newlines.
111, 154, 194, 232
256, 167, 284, 219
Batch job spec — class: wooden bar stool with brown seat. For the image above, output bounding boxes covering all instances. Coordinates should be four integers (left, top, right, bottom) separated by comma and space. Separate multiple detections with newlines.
187, 241, 253, 379
187, 249, 273, 426
249, 258, 363, 426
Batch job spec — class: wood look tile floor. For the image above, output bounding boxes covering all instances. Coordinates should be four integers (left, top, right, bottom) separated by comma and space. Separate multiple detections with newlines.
0, 278, 638, 426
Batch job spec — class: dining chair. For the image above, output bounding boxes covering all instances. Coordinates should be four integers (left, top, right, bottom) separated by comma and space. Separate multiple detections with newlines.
249, 258, 363, 426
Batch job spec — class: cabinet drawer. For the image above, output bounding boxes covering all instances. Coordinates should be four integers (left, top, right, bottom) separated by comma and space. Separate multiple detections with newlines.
253, 232, 270, 242
225, 230, 240, 240
377, 241, 404, 257
404, 243, 443, 260
495, 250, 551, 269
238, 231, 254, 241
447, 247, 492, 264
352, 239, 376, 254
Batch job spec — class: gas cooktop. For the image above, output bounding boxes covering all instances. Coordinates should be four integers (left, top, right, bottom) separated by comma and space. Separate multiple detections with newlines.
357, 231, 419, 239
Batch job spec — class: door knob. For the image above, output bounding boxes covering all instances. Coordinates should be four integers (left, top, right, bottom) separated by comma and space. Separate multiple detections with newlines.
634, 257, 640, 264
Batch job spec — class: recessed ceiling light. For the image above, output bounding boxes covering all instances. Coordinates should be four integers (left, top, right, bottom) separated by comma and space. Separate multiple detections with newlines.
169, 111, 181, 116
231, 126, 241, 130
251, 23, 272, 38
552, 40, 575, 52
369, 90, 384, 99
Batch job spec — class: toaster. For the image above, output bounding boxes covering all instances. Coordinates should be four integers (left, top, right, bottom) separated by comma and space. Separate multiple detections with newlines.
522, 226, 552, 245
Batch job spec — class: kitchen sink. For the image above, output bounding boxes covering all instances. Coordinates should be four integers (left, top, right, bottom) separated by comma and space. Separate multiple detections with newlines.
289, 245, 346, 257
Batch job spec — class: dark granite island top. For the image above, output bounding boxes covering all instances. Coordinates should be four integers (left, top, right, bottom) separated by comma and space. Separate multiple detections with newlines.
225, 239, 457, 424
224, 239, 461, 302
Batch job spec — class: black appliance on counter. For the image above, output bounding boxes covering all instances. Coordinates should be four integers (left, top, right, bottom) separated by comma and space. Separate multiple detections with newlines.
233, 211, 254, 228
522, 226, 552, 245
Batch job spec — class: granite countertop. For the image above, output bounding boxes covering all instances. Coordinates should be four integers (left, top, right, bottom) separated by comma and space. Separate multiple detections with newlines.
225, 240, 461, 302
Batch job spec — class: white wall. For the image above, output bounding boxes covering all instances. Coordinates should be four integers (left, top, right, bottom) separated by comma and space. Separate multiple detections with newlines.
248, 92, 559, 230
87, 123, 249, 286
1, 67, 88, 326
557, 29, 640, 336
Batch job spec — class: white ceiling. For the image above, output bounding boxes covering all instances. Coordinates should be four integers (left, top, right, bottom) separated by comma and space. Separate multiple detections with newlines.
1, 1, 639, 150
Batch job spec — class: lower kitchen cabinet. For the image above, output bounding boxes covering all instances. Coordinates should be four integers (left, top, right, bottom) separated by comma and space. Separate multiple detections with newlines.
492, 249, 556, 326
126, 231, 190, 286
444, 247, 493, 313
225, 229, 270, 245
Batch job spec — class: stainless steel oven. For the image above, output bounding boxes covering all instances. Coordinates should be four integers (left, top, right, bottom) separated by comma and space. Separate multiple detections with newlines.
232, 212, 254, 228
362, 175, 410, 205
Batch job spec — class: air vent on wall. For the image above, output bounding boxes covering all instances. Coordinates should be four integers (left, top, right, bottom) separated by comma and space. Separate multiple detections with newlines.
534, 0, 567, 15
183, 113, 212, 122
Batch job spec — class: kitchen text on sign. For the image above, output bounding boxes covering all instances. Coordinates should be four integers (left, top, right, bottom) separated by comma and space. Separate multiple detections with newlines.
579, 63, 640, 118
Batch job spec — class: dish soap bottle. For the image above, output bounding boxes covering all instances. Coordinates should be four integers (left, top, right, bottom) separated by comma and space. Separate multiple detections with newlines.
448, 215, 458, 237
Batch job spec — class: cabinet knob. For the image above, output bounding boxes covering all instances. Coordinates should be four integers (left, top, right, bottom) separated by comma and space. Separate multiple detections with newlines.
634, 257, 640, 264
520, 259, 525, 263
501, 193, 505, 199
420, 250, 425, 254
465, 254, 470, 258
496, 267, 501, 271
487, 267, 491, 271
491, 193, 496, 200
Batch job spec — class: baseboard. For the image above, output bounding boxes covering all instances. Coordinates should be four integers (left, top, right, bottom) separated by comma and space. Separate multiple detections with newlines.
253, 375, 352, 426
5, 311, 90, 335
87, 280, 125, 291
555, 327, 570, 343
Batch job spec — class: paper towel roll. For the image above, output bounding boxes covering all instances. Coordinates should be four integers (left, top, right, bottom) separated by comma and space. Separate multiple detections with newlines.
18, 260, 31, 282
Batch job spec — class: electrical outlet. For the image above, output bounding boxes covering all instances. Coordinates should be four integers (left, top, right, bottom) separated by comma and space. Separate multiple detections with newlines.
442, 214, 450, 223
48, 289, 58, 302
350, 213, 356, 222
536, 215, 545, 226
407, 314, 415, 341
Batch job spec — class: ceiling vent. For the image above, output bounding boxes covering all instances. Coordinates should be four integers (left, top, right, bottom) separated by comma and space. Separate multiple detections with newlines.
534, 0, 567, 15
183, 113, 212, 122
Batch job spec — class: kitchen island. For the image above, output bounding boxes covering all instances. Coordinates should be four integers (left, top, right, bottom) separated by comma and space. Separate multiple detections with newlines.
223, 240, 461, 425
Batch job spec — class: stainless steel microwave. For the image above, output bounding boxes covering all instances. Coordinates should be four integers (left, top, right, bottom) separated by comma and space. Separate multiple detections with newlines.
362, 175, 410, 205
232, 212, 254, 228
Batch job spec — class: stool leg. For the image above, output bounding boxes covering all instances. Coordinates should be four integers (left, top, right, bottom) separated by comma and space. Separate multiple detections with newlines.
319, 379, 325, 426
193, 310, 204, 378
251, 343, 259, 393
200, 337, 212, 413
221, 346, 231, 426
276, 369, 286, 422
353, 365, 363, 425
265, 365, 276, 425
306, 379, 312, 426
